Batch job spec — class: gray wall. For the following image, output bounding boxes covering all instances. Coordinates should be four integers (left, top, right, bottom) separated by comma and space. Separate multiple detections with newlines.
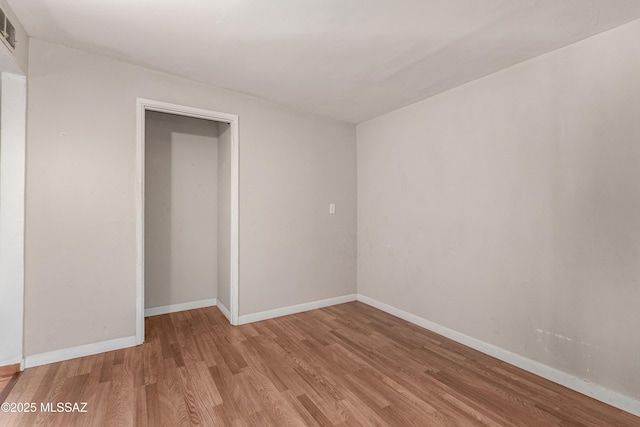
25, 39, 357, 356
144, 111, 218, 309
217, 122, 231, 311
357, 19, 640, 398
0, 0, 28, 368
0, 74, 26, 366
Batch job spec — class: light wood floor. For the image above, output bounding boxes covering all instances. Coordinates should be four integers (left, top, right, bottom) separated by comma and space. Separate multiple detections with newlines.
0, 373, 18, 404
1, 302, 637, 426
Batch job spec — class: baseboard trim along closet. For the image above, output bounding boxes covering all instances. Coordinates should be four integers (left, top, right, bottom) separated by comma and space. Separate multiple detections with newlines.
356, 294, 640, 417
144, 298, 217, 317
0, 357, 22, 370
24, 336, 138, 369
216, 300, 232, 323
238, 294, 357, 325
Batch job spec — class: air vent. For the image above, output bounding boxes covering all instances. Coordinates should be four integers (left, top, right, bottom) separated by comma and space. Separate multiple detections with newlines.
5, 18, 15, 48
0, 6, 16, 50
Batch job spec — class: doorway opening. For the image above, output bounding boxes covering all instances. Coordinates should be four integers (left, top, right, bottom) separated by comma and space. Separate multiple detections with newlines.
135, 99, 239, 344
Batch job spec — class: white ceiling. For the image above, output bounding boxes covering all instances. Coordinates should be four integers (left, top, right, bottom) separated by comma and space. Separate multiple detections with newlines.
7, 0, 640, 123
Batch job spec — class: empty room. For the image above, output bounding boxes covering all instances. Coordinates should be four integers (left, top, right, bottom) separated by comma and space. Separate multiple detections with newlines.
0, 0, 639, 425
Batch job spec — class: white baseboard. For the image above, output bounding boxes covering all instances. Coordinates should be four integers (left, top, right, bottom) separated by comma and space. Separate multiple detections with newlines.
356, 294, 640, 417
24, 335, 138, 369
145, 298, 217, 317
0, 356, 22, 368
23, 299, 219, 369
216, 300, 232, 322
238, 294, 357, 325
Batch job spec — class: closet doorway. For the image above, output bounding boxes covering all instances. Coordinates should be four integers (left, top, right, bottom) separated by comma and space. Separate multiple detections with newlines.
135, 99, 238, 344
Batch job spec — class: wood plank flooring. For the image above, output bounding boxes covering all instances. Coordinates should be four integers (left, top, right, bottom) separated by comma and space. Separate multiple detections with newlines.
0, 302, 637, 426
0, 363, 21, 404
0, 373, 19, 404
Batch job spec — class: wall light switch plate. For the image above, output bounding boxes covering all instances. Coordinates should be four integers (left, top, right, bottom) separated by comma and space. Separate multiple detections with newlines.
329, 203, 336, 214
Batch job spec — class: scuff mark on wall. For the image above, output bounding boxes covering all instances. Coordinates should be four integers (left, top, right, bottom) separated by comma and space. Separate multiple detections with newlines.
535, 328, 599, 349
534, 328, 598, 376
536, 328, 574, 341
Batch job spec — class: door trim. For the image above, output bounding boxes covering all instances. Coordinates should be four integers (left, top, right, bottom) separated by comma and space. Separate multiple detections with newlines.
135, 98, 239, 344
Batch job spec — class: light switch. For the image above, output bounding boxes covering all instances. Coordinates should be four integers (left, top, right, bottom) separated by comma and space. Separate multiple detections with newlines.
329, 203, 336, 214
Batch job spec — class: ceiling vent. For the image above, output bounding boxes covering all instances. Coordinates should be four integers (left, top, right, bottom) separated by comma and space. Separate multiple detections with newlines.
0, 7, 16, 50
